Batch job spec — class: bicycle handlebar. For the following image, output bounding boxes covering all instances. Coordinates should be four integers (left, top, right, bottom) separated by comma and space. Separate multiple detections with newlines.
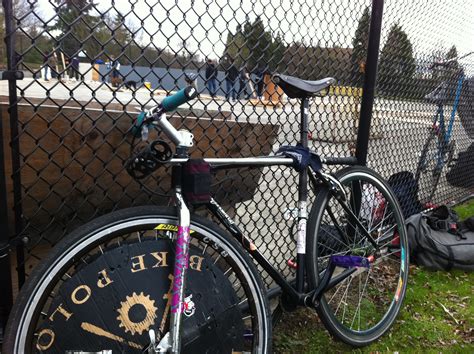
161, 86, 198, 112
132, 86, 198, 138
430, 51, 474, 69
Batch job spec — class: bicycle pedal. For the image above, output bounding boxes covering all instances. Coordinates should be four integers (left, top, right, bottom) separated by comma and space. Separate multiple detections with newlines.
329, 255, 371, 268
287, 259, 297, 269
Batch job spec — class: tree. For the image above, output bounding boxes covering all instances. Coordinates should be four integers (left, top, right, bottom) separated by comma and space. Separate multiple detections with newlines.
222, 24, 250, 67
268, 32, 285, 72
107, 13, 134, 63
0, 0, 42, 66
378, 24, 416, 96
444, 45, 461, 76
221, 17, 286, 73
243, 16, 272, 71
441, 45, 463, 98
283, 43, 353, 83
351, 7, 370, 86
52, 0, 100, 59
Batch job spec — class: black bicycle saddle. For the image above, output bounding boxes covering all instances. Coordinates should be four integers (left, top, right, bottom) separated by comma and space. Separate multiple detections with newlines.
273, 74, 335, 98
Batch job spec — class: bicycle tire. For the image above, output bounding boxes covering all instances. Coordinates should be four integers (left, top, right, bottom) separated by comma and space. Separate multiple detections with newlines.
4, 206, 271, 353
415, 129, 454, 204
306, 166, 409, 346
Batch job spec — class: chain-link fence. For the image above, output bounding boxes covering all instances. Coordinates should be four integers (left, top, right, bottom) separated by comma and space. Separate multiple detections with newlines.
1, 0, 473, 332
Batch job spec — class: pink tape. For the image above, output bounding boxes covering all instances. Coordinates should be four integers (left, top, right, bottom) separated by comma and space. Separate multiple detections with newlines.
171, 226, 190, 313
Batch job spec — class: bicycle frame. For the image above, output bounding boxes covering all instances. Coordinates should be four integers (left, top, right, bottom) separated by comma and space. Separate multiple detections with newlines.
432, 72, 464, 169
149, 97, 365, 352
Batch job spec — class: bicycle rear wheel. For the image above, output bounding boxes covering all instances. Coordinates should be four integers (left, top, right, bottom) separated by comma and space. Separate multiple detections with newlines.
306, 166, 409, 346
4, 206, 271, 353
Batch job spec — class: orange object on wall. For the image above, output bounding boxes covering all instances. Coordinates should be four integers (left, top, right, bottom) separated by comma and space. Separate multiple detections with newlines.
92, 63, 100, 81
263, 74, 284, 105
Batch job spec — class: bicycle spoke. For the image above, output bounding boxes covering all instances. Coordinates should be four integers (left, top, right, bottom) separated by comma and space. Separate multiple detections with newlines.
310, 167, 408, 345
350, 268, 371, 330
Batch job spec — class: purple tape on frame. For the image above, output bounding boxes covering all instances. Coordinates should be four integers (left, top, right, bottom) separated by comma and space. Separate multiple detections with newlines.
330, 255, 371, 268
171, 226, 191, 313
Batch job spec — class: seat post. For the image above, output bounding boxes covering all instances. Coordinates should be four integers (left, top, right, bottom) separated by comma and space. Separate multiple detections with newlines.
300, 97, 309, 148
296, 96, 309, 293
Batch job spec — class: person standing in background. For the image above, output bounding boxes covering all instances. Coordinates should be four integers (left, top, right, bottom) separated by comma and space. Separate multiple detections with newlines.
104, 59, 112, 83
42, 52, 50, 81
205, 58, 217, 97
255, 64, 266, 99
48, 53, 58, 80
225, 58, 239, 101
53, 51, 63, 81
111, 56, 121, 87
71, 55, 80, 81
238, 65, 253, 99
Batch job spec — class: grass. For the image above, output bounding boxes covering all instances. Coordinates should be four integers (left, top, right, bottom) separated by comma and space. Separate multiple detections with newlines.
273, 197, 474, 353
454, 198, 474, 220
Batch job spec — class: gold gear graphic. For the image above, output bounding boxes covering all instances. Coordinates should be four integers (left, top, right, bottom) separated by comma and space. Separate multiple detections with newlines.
116, 292, 158, 336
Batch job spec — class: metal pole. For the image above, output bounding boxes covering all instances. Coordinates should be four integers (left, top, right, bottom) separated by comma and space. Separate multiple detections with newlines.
355, 0, 385, 166
0, 0, 14, 337
0, 101, 13, 343
2, 0, 26, 286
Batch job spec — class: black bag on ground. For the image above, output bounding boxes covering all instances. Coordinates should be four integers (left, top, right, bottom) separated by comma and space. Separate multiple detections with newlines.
406, 205, 474, 271
388, 171, 422, 218
458, 76, 474, 139
446, 143, 474, 189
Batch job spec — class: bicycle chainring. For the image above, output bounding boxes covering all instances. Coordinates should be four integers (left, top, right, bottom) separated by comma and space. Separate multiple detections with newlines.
125, 140, 173, 179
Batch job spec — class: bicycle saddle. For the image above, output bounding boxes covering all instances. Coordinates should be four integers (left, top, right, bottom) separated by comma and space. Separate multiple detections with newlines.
273, 74, 335, 98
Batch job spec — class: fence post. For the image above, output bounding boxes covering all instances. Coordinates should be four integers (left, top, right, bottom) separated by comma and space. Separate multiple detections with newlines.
0, 109, 13, 340
1, 0, 14, 338
2, 0, 26, 288
355, 0, 385, 166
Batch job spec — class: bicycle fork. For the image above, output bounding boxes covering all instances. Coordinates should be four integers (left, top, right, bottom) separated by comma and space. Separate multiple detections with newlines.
150, 191, 190, 353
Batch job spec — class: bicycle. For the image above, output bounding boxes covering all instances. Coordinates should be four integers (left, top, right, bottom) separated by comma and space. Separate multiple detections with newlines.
415, 52, 474, 204
4, 74, 409, 353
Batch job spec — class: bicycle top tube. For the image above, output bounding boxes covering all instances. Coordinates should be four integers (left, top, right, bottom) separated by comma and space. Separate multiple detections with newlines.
169, 156, 294, 166
166, 155, 357, 167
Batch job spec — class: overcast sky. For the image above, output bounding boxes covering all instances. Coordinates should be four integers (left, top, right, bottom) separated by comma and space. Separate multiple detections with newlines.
34, 0, 474, 65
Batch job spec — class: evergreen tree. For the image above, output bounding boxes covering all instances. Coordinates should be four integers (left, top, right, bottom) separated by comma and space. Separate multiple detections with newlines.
0, 0, 42, 65
378, 24, 416, 96
243, 16, 272, 70
221, 25, 249, 67
53, 0, 100, 59
221, 17, 286, 73
351, 7, 370, 85
446, 45, 457, 59
445, 45, 461, 73
109, 13, 134, 63
268, 32, 285, 72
